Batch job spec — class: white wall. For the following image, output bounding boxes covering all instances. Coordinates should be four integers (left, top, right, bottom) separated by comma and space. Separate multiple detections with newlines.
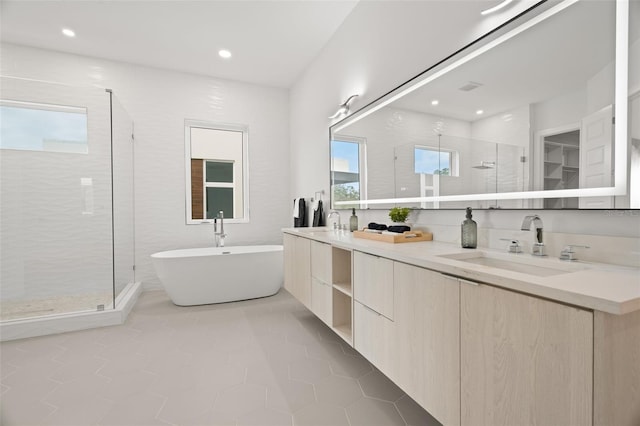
290, 0, 640, 241
1, 43, 291, 290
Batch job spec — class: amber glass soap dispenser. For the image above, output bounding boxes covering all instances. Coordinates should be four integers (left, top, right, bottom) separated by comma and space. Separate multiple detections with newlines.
461, 207, 477, 248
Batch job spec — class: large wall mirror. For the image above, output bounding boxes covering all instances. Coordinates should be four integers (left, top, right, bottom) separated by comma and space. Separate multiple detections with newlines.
330, 0, 639, 210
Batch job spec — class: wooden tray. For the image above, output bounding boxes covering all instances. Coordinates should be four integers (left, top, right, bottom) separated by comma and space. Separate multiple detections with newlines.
353, 229, 433, 243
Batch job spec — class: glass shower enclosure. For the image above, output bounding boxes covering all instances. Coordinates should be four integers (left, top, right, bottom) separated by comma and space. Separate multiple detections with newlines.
0, 76, 134, 322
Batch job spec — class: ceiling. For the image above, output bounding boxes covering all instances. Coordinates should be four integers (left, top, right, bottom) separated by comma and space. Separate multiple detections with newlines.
0, 0, 359, 88
393, 0, 617, 122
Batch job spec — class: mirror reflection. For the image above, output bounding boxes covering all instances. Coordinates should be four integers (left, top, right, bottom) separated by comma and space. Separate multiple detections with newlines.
330, 0, 639, 209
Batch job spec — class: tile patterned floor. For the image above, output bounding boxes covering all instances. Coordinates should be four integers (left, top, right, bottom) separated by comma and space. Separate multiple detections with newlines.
0, 289, 441, 426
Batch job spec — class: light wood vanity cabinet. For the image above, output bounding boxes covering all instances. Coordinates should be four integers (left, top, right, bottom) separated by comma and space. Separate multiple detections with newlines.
353, 251, 394, 319
593, 309, 640, 426
353, 254, 460, 426
283, 231, 640, 426
353, 251, 395, 376
391, 262, 460, 426
283, 233, 311, 309
284, 234, 353, 344
310, 241, 332, 325
283, 233, 295, 296
460, 282, 593, 426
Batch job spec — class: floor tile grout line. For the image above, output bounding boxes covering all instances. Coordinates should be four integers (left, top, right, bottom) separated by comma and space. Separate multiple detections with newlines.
344, 406, 353, 426
1, 291, 435, 426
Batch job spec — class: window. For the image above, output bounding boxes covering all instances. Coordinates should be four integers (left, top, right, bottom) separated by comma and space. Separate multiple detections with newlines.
185, 121, 248, 223
331, 136, 367, 209
414, 145, 459, 209
205, 160, 235, 219
414, 146, 457, 176
0, 100, 88, 154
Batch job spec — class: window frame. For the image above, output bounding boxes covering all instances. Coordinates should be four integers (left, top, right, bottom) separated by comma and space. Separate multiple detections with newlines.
185, 120, 249, 224
203, 159, 236, 219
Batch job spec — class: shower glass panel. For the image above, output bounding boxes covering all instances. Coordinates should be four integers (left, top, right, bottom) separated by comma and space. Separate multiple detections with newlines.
0, 77, 134, 321
111, 95, 134, 302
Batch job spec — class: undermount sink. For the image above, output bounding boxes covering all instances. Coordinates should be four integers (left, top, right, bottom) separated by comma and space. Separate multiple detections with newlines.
438, 251, 585, 277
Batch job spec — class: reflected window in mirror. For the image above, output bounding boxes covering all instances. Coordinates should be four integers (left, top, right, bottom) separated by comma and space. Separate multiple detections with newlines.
413, 145, 459, 209
331, 136, 367, 209
414, 145, 458, 176
185, 121, 249, 224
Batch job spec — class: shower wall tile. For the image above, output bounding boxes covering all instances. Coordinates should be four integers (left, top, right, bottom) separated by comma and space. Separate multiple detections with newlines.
1, 43, 291, 290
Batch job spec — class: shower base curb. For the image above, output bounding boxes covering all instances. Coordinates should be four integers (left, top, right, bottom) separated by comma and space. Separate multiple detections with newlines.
0, 282, 142, 342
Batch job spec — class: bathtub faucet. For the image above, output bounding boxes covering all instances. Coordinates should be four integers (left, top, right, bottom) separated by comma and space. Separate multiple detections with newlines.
214, 210, 227, 247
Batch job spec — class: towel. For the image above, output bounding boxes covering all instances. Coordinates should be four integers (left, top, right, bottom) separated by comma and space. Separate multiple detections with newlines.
294, 198, 307, 227
312, 200, 324, 227
293, 198, 300, 219
388, 225, 411, 233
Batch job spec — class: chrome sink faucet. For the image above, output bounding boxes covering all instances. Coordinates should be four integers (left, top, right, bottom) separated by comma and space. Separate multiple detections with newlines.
327, 209, 341, 230
521, 214, 545, 256
214, 210, 227, 247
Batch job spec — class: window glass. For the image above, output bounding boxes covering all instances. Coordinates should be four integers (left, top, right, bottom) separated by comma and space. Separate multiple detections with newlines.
0, 101, 88, 154
206, 161, 233, 183
206, 187, 234, 219
331, 139, 363, 207
415, 147, 451, 175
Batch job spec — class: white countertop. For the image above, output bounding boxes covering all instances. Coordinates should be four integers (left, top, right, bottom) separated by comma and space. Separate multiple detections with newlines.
283, 227, 640, 315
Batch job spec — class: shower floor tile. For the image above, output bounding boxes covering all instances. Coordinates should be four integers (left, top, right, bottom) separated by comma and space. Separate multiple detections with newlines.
1, 292, 113, 321
0, 289, 441, 426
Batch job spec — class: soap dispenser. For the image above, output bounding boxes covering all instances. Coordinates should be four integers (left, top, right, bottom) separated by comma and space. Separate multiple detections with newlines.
461, 207, 477, 249
349, 208, 358, 232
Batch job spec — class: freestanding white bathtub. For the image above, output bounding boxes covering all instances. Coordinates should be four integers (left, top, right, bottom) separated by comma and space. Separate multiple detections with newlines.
150, 245, 283, 306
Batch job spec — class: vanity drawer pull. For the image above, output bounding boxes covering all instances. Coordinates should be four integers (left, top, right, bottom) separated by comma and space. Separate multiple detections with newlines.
459, 278, 480, 287
361, 303, 382, 317
441, 274, 460, 282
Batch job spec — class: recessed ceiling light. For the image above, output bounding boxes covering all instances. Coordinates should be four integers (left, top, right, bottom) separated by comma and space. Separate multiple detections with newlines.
62, 28, 76, 38
431, 100, 439, 106
476, 109, 484, 115
218, 49, 232, 59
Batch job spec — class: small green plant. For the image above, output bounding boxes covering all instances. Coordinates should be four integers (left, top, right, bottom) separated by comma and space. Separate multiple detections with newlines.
389, 207, 411, 223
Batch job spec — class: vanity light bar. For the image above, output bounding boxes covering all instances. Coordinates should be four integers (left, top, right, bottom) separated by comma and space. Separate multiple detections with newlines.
481, 0, 514, 16
332, 0, 579, 134
614, 0, 629, 194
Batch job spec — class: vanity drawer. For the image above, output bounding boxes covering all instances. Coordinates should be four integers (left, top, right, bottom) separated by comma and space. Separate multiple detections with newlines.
353, 251, 394, 320
354, 300, 394, 375
310, 240, 331, 283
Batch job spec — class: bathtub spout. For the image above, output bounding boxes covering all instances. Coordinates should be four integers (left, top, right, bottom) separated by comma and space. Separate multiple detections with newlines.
214, 211, 227, 247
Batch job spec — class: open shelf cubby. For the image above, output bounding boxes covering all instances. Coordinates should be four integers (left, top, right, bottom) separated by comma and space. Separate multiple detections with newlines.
330, 246, 352, 344
332, 247, 352, 295
332, 289, 352, 344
